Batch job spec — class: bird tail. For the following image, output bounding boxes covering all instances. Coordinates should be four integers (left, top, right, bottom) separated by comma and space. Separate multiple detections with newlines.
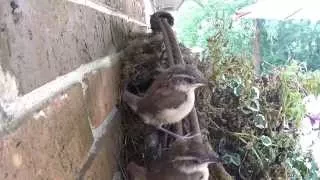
126, 162, 147, 180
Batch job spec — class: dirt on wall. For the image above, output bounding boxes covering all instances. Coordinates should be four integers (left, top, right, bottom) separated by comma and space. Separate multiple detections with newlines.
0, 0, 145, 95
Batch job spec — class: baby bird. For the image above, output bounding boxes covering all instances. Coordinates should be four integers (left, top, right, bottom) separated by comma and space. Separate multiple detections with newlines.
122, 64, 207, 139
127, 138, 220, 180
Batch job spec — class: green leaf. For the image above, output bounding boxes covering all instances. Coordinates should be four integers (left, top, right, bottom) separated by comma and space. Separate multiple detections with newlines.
240, 106, 252, 115
254, 114, 267, 129
260, 135, 272, 147
291, 167, 303, 179
222, 153, 241, 166
250, 86, 260, 100
233, 86, 241, 96
229, 78, 241, 88
245, 99, 260, 112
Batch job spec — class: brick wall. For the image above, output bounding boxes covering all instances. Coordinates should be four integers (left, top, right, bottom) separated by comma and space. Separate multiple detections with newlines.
0, 0, 146, 179
0, 62, 122, 179
0, 0, 145, 94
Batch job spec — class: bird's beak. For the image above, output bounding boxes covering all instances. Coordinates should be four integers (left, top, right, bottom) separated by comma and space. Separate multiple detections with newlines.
196, 77, 208, 87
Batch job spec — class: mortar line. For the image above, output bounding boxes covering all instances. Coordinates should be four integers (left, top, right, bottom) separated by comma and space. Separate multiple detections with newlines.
0, 32, 163, 137
0, 53, 121, 137
67, 0, 148, 27
76, 106, 121, 180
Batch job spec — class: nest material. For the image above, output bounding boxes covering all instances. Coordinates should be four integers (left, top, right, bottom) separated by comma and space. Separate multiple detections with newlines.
119, 32, 298, 179
119, 31, 233, 179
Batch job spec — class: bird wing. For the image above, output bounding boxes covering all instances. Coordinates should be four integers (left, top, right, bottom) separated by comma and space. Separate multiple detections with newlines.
122, 90, 142, 112
138, 86, 187, 114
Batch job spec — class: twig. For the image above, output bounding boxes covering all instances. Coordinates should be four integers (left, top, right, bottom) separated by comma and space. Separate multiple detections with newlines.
187, 108, 202, 142
251, 148, 264, 169
158, 19, 175, 66
238, 135, 264, 170
232, 132, 258, 140
175, 0, 185, 10
161, 19, 184, 64
158, 14, 201, 141
239, 150, 249, 180
156, 13, 184, 136
284, 8, 303, 20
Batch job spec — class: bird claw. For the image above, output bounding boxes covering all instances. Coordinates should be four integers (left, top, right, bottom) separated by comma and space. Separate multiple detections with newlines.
157, 126, 201, 140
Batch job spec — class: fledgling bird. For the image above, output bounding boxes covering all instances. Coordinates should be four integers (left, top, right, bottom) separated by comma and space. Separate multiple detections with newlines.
127, 161, 147, 180
122, 64, 207, 139
127, 138, 220, 180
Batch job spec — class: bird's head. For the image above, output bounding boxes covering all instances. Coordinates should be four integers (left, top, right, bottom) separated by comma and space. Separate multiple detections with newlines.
163, 65, 207, 92
168, 139, 221, 173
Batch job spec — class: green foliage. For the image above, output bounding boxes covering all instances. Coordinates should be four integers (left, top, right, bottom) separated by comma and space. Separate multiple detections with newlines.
180, 1, 320, 178
302, 70, 320, 95
176, 0, 254, 55
277, 61, 320, 125
176, 1, 320, 71
279, 61, 306, 126
222, 153, 241, 166
259, 135, 272, 147
286, 148, 320, 179
261, 21, 320, 71
204, 18, 320, 179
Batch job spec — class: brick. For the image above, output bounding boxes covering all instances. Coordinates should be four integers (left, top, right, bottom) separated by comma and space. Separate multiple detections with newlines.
84, 63, 121, 128
0, 84, 93, 179
84, 110, 122, 180
82, 64, 122, 179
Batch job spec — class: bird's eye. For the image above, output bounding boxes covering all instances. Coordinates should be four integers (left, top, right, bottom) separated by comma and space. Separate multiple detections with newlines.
192, 159, 201, 164
184, 77, 194, 83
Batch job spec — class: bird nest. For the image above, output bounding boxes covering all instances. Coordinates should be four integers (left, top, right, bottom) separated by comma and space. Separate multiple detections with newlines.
119, 32, 232, 179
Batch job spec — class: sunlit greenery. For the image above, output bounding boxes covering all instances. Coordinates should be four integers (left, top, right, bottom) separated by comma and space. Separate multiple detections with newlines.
279, 61, 306, 126
206, 30, 320, 178
176, 0, 320, 71
176, 0, 254, 56
184, 1, 320, 178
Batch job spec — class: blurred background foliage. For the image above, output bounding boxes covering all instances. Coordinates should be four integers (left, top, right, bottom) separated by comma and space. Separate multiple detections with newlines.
175, 0, 320, 71
174, 0, 320, 179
